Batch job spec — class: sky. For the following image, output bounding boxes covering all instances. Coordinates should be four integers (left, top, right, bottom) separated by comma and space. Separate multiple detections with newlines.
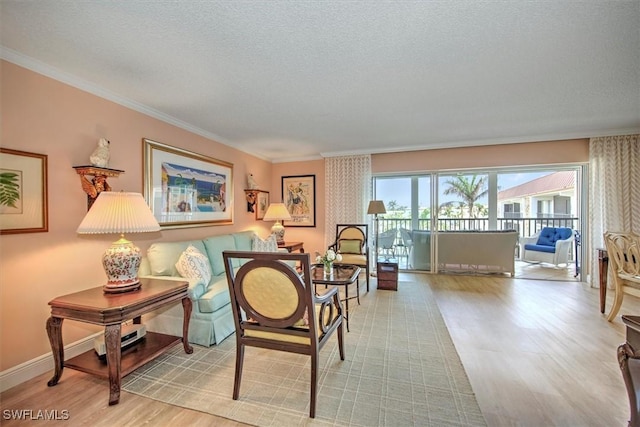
375, 171, 550, 208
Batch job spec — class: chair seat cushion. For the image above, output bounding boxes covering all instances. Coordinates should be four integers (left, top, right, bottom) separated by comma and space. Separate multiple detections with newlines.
244, 303, 338, 345
335, 253, 367, 266
524, 243, 556, 254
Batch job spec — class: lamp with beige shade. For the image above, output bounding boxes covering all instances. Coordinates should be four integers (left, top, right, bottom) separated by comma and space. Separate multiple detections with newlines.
76, 191, 160, 293
263, 202, 292, 244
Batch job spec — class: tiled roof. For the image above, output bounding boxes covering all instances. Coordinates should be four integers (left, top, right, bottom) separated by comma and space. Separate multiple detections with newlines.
498, 171, 575, 200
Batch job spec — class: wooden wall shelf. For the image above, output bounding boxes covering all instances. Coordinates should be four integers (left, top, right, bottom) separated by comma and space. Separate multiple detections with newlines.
73, 165, 124, 209
244, 189, 263, 213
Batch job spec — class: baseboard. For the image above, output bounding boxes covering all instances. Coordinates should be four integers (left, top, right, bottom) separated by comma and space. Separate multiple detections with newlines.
0, 332, 101, 393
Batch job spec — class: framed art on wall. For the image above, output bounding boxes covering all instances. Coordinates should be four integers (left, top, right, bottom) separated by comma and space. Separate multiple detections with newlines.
143, 138, 233, 229
0, 148, 48, 234
281, 174, 315, 227
256, 190, 269, 220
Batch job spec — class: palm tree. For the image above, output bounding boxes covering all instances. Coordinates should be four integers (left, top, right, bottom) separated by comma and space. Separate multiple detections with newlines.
441, 174, 488, 218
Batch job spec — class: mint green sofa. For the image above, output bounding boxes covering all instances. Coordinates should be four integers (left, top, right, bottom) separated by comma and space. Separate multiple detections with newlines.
139, 230, 256, 347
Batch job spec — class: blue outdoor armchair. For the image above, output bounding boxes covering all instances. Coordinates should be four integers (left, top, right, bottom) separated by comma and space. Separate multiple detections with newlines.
520, 227, 575, 267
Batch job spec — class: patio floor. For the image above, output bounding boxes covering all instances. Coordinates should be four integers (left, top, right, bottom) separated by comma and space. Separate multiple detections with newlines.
393, 256, 579, 281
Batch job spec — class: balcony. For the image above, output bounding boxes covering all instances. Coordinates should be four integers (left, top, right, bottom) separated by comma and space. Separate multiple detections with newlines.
375, 217, 580, 275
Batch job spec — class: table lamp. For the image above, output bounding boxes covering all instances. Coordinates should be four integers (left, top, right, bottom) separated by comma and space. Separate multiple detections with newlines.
77, 191, 160, 293
263, 202, 292, 244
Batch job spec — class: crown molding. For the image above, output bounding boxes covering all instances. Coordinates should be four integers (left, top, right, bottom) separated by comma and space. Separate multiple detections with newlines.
3, 47, 637, 163
0, 46, 272, 162
319, 128, 640, 158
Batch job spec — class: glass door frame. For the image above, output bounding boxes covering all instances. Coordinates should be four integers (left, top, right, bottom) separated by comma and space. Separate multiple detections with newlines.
373, 163, 587, 280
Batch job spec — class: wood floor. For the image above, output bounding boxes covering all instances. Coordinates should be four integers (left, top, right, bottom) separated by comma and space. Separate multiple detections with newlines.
426, 272, 634, 427
1, 273, 635, 426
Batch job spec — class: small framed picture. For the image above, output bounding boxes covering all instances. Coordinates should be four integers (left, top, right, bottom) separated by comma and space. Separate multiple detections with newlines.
255, 191, 269, 220
0, 148, 48, 234
282, 174, 316, 227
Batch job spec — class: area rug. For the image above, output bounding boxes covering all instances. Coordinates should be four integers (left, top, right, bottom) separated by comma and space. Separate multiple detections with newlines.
122, 281, 486, 426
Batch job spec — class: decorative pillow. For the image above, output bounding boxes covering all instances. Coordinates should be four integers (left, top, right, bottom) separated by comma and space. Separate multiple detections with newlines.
175, 245, 212, 286
252, 234, 278, 252
338, 239, 362, 254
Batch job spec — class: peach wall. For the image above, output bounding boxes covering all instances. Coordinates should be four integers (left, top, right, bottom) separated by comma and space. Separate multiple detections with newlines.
0, 59, 591, 375
372, 139, 589, 173
0, 61, 274, 370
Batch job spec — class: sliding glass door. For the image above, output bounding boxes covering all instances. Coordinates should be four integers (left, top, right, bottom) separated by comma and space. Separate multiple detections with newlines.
373, 166, 583, 280
373, 175, 432, 271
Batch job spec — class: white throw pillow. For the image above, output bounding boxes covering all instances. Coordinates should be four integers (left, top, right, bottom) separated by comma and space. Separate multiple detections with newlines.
175, 245, 212, 286
251, 234, 278, 252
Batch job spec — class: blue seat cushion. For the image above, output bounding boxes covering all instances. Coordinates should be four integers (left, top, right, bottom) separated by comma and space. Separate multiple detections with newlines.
524, 243, 557, 254
536, 227, 572, 247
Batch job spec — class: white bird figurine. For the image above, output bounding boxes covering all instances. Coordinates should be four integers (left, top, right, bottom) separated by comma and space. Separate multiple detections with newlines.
247, 173, 259, 189
89, 138, 111, 168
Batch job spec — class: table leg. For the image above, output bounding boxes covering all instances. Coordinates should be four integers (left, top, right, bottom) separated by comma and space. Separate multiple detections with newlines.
618, 341, 640, 427
356, 278, 360, 305
344, 285, 350, 332
104, 324, 122, 405
46, 317, 64, 387
599, 249, 609, 314
181, 297, 194, 354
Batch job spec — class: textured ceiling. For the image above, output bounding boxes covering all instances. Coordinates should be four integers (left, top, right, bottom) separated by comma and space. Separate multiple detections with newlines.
1, 1, 639, 162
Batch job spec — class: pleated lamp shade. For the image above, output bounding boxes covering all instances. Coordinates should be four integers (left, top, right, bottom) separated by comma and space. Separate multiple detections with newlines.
77, 191, 160, 293
263, 203, 292, 244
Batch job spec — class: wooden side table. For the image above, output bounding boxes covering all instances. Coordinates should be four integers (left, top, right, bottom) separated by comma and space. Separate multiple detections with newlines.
311, 264, 361, 332
619, 315, 640, 427
46, 278, 193, 405
278, 241, 304, 253
377, 258, 398, 291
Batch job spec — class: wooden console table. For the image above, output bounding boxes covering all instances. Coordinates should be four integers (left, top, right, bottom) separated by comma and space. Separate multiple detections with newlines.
46, 278, 193, 405
278, 241, 304, 253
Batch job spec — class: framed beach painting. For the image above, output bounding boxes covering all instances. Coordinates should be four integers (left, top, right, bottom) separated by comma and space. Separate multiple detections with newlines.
281, 174, 315, 227
0, 148, 48, 235
143, 138, 233, 229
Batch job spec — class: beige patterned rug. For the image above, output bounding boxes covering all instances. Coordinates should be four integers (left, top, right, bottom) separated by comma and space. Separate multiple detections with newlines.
122, 281, 486, 426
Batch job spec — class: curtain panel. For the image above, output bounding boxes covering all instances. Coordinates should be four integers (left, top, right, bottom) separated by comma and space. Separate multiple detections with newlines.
324, 155, 372, 247
589, 134, 640, 287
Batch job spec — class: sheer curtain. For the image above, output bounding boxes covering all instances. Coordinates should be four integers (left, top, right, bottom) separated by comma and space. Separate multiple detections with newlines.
589, 134, 640, 287
324, 155, 371, 247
